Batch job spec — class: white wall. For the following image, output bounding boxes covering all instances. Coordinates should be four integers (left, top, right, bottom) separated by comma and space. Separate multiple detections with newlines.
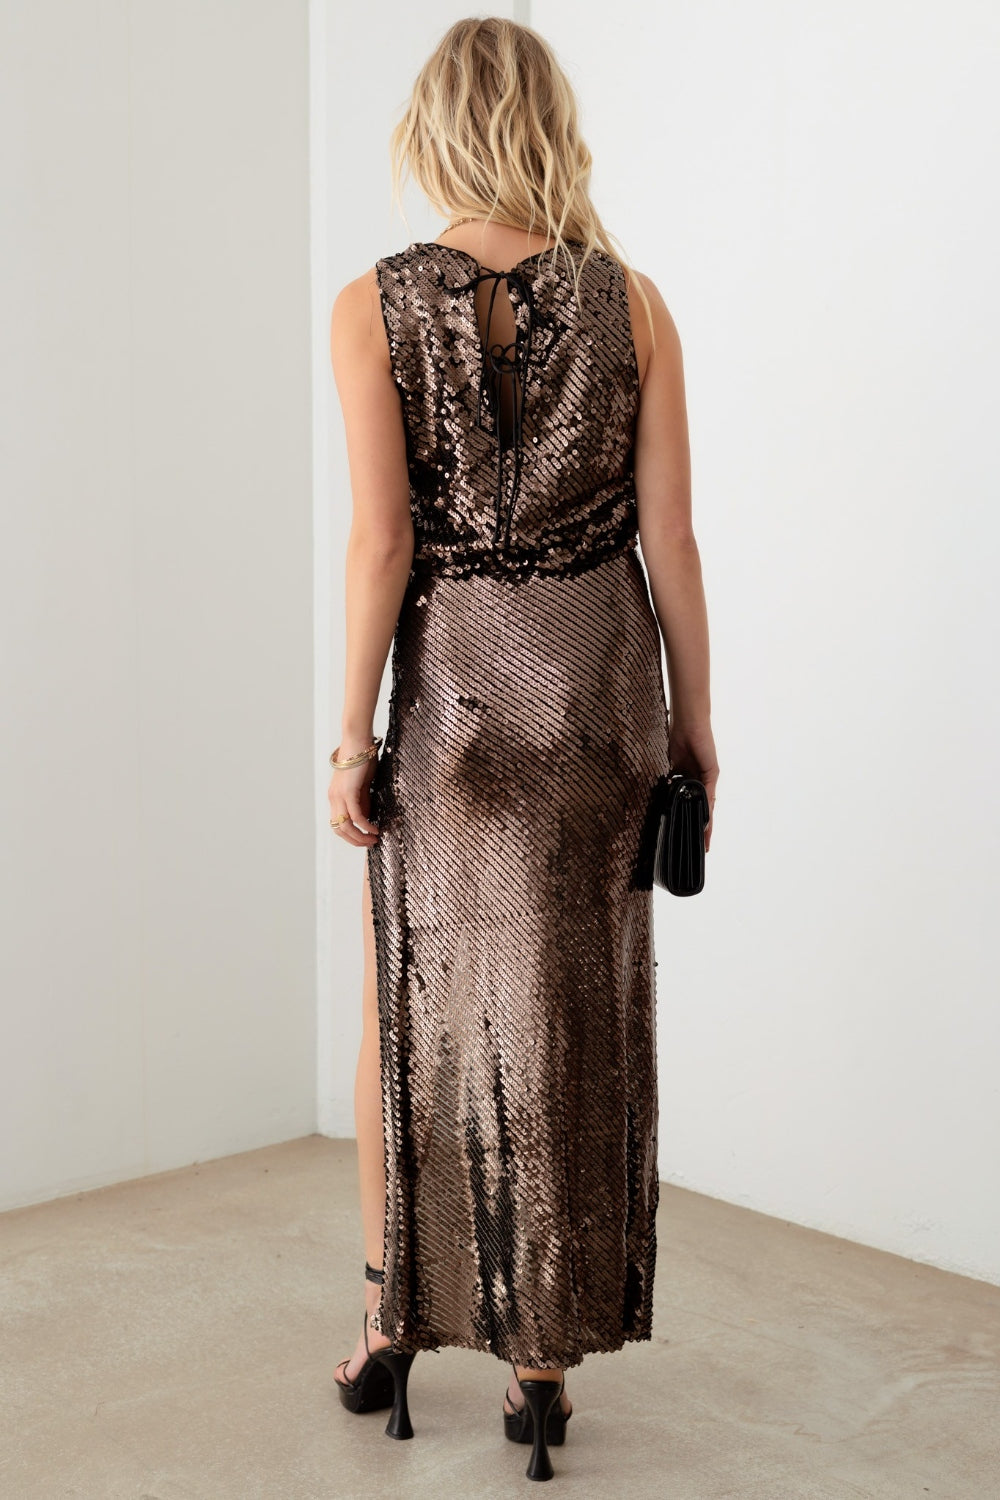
0, 1, 316, 1209
532, 0, 1000, 1282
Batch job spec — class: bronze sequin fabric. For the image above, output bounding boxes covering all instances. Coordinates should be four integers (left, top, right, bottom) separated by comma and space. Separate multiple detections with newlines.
366, 239, 671, 1370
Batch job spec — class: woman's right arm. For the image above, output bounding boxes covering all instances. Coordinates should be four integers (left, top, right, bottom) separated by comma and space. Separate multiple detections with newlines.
627, 269, 720, 851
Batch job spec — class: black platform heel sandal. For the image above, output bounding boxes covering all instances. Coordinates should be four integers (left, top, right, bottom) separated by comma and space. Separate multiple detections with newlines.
333, 1261, 418, 1440
503, 1364, 569, 1482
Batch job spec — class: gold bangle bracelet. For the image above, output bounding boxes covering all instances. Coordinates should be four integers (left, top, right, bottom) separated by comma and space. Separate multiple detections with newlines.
329, 736, 383, 770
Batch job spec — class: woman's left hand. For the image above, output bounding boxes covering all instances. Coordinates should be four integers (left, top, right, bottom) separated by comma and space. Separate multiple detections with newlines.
328, 742, 380, 848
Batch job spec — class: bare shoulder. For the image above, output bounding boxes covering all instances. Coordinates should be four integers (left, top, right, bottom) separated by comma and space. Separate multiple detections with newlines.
621, 264, 683, 389
329, 265, 390, 374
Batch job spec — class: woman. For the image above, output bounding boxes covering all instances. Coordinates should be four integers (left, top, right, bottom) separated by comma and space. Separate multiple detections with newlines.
328, 16, 718, 1482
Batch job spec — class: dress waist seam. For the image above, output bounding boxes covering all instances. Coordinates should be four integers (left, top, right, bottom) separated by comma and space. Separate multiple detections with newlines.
409, 533, 638, 584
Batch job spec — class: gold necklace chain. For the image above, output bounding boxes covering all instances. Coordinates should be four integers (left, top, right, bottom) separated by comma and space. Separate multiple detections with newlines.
443, 215, 541, 234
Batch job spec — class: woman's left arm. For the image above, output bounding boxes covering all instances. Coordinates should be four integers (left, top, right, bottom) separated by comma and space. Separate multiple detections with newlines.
328, 268, 414, 847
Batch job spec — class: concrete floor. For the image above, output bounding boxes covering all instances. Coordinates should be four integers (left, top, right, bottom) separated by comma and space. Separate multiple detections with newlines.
1, 1137, 998, 1499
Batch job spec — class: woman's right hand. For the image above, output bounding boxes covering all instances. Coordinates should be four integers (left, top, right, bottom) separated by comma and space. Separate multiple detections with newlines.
667, 719, 719, 853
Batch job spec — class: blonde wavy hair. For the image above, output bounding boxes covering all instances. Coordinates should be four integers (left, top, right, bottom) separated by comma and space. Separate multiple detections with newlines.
388, 16, 655, 350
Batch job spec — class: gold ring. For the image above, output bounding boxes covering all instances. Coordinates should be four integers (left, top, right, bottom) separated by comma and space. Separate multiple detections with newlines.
330, 814, 350, 828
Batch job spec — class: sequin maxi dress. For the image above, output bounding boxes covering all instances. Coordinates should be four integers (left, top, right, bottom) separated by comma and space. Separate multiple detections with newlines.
365, 238, 671, 1372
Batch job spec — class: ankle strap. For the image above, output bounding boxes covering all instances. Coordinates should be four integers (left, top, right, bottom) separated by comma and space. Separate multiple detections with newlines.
365, 1260, 385, 1285
511, 1361, 565, 1395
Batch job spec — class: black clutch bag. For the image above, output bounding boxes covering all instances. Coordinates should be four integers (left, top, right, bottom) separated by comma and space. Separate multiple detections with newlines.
653, 772, 710, 896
